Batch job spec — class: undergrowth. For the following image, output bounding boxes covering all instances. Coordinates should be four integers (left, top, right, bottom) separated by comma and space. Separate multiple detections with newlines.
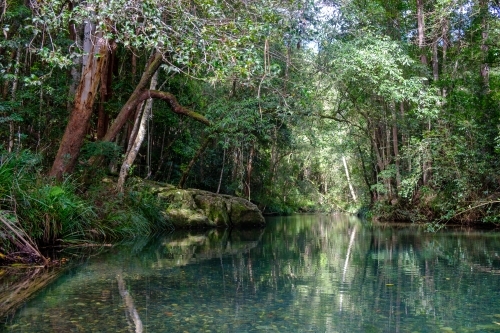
0, 150, 173, 263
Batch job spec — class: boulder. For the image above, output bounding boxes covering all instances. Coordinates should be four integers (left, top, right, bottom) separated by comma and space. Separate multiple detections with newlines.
154, 186, 265, 229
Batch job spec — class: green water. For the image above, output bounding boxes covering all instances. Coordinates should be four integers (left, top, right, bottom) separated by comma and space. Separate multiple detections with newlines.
2, 214, 500, 333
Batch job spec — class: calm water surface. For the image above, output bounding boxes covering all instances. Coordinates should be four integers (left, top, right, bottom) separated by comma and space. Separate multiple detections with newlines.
2, 214, 500, 332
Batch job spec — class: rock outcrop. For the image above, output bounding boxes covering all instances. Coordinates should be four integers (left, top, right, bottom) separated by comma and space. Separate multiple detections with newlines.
146, 182, 265, 228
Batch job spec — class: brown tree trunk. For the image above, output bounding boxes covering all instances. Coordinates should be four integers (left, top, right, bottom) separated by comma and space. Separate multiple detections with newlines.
217, 141, 227, 194
101, 53, 163, 143
96, 42, 116, 139
49, 32, 108, 179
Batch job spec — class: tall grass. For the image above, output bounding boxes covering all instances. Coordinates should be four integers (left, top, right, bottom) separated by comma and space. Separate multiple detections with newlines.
93, 184, 173, 239
1, 150, 174, 263
16, 179, 98, 243
0, 151, 47, 263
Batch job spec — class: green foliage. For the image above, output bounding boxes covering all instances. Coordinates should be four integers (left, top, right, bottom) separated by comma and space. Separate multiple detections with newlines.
87, 180, 172, 239
80, 141, 122, 165
16, 179, 97, 243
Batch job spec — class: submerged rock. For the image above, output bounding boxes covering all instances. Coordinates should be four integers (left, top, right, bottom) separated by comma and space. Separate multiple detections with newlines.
145, 183, 265, 228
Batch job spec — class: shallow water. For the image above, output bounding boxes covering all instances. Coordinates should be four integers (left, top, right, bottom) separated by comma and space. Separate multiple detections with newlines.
2, 214, 500, 333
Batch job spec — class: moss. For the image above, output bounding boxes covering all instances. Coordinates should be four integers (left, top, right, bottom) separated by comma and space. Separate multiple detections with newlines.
194, 194, 230, 227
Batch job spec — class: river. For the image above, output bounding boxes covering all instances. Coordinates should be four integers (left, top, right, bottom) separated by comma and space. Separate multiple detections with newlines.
1, 214, 500, 332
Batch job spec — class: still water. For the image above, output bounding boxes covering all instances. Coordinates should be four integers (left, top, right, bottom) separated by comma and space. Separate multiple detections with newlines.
2, 214, 500, 333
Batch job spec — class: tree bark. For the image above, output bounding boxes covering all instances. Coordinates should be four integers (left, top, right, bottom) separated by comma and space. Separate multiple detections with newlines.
392, 103, 401, 192
101, 52, 163, 143
479, 0, 490, 93
217, 143, 226, 194
342, 155, 357, 203
416, 0, 432, 186
8, 46, 20, 152
49, 31, 108, 179
116, 70, 158, 193
96, 42, 116, 139
244, 143, 255, 201
416, 0, 427, 66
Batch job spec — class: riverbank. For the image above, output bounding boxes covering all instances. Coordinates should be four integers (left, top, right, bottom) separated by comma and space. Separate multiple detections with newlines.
0, 155, 265, 266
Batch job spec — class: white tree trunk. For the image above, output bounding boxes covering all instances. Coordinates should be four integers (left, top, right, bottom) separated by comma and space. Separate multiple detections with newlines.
342, 155, 357, 203
117, 70, 158, 192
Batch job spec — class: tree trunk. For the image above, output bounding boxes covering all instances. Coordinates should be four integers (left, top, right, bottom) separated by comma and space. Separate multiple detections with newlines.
101, 52, 163, 143
96, 42, 116, 139
416, 0, 432, 186
49, 30, 108, 179
116, 70, 158, 193
217, 141, 227, 194
392, 103, 401, 192
432, 38, 439, 82
67, 12, 83, 112
244, 143, 255, 201
342, 155, 357, 203
479, 0, 489, 93
416, 0, 427, 66
442, 18, 449, 98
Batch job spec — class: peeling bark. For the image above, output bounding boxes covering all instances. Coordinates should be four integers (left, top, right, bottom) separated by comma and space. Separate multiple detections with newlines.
49, 31, 108, 179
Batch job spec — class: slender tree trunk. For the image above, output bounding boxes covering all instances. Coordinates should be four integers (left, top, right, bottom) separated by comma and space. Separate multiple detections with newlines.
49, 30, 108, 179
479, 0, 489, 93
432, 38, 439, 82
117, 70, 158, 193
342, 155, 357, 203
357, 144, 375, 204
217, 142, 226, 194
442, 19, 449, 98
416, 0, 432, 186
7, 47, 21, 152
101, 53, 163, 143
416, 0, 427, 66
244, 143, 255, 201
392, 103, 401, 193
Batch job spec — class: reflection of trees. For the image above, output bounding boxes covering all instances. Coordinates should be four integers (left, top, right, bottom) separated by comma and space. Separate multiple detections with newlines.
251, 216, 500, 332
0, 267, 63, 318
4, 217, 500, 332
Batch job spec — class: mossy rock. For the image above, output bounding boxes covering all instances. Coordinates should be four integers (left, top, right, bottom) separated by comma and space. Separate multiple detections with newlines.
194, 193, 231, 227
130, 179, 265, 229
158, 189, 197, 210
160, 189, 264, 229
228, 197, 265, 227
165, 208, 216, 228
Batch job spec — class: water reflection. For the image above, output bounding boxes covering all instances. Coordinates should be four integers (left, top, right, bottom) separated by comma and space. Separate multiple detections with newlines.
2, 214, 500, 332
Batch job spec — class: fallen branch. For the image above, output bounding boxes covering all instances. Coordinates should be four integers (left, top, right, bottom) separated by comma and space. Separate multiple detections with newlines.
0, 211, 48, 265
